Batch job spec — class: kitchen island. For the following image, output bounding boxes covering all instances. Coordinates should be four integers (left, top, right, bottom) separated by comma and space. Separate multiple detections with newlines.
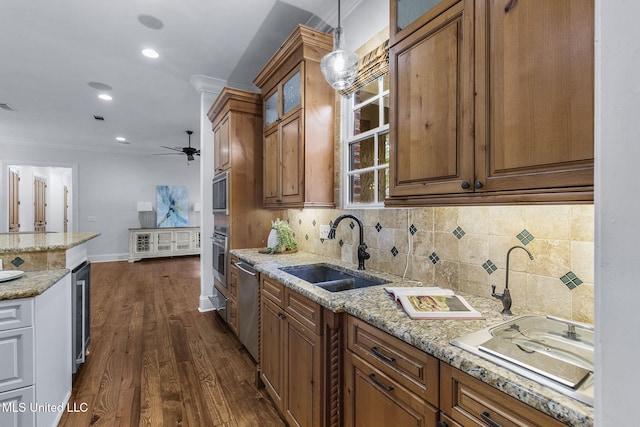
0, 232, 98, 427
231, 248, 593, 427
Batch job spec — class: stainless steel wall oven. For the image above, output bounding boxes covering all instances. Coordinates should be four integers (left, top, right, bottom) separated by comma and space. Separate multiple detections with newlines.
72, 260, 91, 374
212, 224, 229, 287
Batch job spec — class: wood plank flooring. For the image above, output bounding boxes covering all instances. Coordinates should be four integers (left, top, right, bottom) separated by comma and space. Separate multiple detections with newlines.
59, 257, 285, 427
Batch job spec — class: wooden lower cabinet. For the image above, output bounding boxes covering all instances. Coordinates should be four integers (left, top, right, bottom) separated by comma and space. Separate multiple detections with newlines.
344, 315, 439, 427
439, 363, 565, 427
344, 351, 439, 427
259, 276, 340, 427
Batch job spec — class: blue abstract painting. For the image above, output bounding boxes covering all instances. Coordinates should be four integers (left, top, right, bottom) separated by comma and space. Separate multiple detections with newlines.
156, 185, 188, 228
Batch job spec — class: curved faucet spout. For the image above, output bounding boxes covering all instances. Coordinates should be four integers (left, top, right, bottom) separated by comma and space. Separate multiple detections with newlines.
493, 245, 534, 316
328, 214, 369, 270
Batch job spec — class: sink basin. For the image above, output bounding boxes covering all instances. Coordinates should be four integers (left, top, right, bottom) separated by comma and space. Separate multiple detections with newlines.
279, 264, 389, 292
451, 315, 594, 405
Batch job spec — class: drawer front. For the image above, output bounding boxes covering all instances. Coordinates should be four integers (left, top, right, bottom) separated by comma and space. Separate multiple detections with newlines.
0, 327, 34, 393
261, 276, 284, 306
344, 351, 439, 427
440, 363, 565, 427
347, 315, 439, 406
0, 299, 34, 332
284, 288, 322, 335
0, 385, 35, 427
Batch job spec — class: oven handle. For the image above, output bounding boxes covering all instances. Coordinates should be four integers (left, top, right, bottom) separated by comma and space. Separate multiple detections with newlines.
234, 261, 256, 276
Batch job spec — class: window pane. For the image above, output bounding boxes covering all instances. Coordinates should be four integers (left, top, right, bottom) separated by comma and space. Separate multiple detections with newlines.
353, 100, 380, 135
354, 80, 378, 104
382, 74, 389, 92
378, 168, 389, 201
378, 132, 389, 164
350, 137, 375, 170
350, 171, 375, 204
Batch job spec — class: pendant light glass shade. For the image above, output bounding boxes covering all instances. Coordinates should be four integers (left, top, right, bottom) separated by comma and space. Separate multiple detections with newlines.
320, 3, 359, 90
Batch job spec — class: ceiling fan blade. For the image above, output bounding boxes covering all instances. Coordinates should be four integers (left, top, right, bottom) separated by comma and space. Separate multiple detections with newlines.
153, 153, 184, 156
160, 145, 184, 152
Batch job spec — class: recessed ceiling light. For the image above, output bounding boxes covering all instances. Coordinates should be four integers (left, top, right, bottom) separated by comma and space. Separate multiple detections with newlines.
116, 136, 126, 142
98, 94, 112, 101
88, 82, 113, 91
141, 48, 159, 59
137, 14, 164, 30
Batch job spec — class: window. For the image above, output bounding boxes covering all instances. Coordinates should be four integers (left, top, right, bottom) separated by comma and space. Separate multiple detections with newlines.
343, 75, 390, 207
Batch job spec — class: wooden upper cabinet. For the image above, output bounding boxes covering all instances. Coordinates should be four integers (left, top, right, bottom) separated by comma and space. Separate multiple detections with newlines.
387, 0, 594, 205
390, 0, 474, 198
213, 114, 230, 173
254, 25, 335, 209
475, 0, 594, 194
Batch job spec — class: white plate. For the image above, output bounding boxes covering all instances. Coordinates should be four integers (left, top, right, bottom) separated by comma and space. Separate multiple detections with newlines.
0, 270, 24, 282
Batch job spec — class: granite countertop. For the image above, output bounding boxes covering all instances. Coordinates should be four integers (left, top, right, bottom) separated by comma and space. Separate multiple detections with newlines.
0, 232, 100, 253
0, 269, 70, 300
231, 248, 593, 427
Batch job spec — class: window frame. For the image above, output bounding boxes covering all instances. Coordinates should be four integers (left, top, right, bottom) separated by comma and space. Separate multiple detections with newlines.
341, 76, 390, 209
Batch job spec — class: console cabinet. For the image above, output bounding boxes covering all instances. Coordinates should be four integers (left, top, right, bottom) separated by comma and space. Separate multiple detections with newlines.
128, 227, 200, 262
387, 0, 594, 205
254, 25, 335, 209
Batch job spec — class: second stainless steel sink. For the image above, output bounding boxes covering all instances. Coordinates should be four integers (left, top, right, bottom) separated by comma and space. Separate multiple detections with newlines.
451, 315, 594, 406
279, 263, 389, 292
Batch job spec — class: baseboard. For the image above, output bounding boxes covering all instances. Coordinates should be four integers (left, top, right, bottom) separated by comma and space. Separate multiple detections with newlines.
88, 253, 129, 263
199, 295, 214, 312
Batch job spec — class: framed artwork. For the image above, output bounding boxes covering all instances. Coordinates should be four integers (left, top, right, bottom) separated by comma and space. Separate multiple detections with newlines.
156, 185, 188, 228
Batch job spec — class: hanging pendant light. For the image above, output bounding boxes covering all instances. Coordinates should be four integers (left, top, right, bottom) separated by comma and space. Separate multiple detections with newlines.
320, 0, 359, 90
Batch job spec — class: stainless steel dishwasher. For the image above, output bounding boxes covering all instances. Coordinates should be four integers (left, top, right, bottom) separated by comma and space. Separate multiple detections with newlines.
234, 260, 259, 361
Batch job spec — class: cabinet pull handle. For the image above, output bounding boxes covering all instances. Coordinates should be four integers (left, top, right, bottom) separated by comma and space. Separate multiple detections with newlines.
368, 374, 394, 392
504, 0, 517, 13
278, 312, 286, 320
461, 181, 471, 190
480, 411, 503, 427
474, 181, 484, 189
436, 422, 449, 427
371, 346, 396, 363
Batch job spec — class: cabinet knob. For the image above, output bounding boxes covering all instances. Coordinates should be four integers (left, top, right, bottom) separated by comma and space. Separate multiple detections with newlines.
474, 181, 484, 189
461, 181, 471, 190
437, 422, 449, 427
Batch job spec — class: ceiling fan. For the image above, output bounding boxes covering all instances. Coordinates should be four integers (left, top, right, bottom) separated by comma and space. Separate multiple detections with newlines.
154, 130, 200, 162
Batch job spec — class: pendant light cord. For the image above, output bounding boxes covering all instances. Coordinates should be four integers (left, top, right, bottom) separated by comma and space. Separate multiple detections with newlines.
337, 0, 341, 28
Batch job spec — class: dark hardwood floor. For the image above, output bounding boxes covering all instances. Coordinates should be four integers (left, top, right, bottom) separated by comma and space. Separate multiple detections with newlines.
59, 257, 285, 427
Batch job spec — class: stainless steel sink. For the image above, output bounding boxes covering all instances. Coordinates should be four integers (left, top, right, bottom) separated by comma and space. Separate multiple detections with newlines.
279, 264, 389, 292
451, 315, 594, 406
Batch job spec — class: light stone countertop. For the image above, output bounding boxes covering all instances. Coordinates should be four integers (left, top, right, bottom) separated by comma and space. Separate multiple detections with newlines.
0, 232, 100, 254
0, 268, 70, 300
231, 248, 594, 427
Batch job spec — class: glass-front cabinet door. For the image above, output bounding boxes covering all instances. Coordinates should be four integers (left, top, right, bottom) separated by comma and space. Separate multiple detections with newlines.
264, 90, 279, 127
391, 0, 457, 44
282, 67, 302, 116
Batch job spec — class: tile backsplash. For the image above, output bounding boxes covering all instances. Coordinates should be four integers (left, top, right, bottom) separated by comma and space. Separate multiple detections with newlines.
285, 205, 594, 324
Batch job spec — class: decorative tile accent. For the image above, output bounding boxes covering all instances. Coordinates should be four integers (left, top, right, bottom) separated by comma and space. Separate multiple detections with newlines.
391, 247, 399, 257
320, 238, 325, 244
312, 219, 316, 227
350, 221, 355, 230
329, 220, 334, 227
517, 229, 535, 245
409, 224, 417, 235
298, 219, 302, 225
11, 257, 25, 267
339, 239, 344, 247
305, 234, 309, 241
560, 271, 584, 290
429, 252, 440, 264
375, 222, 382, 232
482, 260, 498, 275
453, 226, 466, 239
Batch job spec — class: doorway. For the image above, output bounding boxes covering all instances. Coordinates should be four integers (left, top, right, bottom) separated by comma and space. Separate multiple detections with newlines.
34, 175, 47, 232
9, 168, 19, 232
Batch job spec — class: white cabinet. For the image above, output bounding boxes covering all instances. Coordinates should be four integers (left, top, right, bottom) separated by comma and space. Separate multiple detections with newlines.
0, 274, 71, 427
128, 227, 201, 262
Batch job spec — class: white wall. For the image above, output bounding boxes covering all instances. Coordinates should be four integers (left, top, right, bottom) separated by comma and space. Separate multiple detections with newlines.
594, 0, 640, 424
1, 144, 200, 261
342, 0, 389, 52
